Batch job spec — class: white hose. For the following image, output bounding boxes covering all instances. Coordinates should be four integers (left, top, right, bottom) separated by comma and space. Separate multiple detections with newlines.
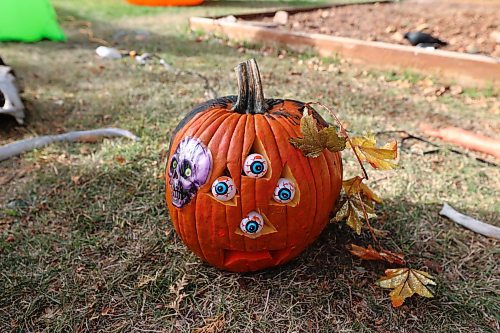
0, 128, 139, 161
440, 203, 500, 240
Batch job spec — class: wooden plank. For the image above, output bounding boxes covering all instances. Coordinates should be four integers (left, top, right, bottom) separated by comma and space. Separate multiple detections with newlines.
190, 15, 500, 87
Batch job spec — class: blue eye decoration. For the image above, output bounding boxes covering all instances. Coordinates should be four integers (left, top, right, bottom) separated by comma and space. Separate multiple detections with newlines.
273, 178, 296, 204
240, 211, 264, 235
211, 176, 236, 201
245, 221, 260, 233
243, 153, 268, 178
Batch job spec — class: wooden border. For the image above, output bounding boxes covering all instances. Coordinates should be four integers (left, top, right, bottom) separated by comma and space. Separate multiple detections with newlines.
189, 2, 500, 86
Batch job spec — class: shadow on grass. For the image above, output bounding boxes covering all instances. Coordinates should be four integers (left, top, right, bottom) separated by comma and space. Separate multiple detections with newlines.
1, 152, 498, 332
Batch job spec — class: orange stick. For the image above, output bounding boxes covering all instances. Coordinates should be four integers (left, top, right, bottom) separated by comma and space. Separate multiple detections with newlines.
420, 124, 500, 159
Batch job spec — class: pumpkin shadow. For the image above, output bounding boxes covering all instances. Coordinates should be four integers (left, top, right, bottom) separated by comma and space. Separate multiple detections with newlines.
240, 197, 497, 287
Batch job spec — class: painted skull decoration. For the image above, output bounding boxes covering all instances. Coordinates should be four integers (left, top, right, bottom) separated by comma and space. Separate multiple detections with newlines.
165, 59, 343, 272
168, 137, 212, 208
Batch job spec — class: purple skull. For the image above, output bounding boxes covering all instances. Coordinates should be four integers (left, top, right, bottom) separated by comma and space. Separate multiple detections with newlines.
168, 137, 212, 208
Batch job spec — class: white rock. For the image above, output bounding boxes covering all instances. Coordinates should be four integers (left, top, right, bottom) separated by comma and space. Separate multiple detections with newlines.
95, 46, 122, 59
273, 11, 289, 25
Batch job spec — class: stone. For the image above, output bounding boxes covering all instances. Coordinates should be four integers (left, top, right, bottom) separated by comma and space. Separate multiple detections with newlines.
273, 11, 289, 25
490, 31, 500, 44
466, 43, 479, 54
391, 32, 404, 42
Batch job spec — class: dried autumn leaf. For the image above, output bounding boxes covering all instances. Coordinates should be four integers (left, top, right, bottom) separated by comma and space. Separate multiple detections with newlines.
379, 249, 406, 265
376, 268, 436, 307
349, 244, 384, 261
289, 112, 346, 157
349, 135, 398, 170
349, 244, 406, 265
342, 176, 382, 203
334, 196, 375, 234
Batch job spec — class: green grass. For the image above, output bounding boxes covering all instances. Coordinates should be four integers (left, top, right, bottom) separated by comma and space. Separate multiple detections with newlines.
1, 0, 499, 332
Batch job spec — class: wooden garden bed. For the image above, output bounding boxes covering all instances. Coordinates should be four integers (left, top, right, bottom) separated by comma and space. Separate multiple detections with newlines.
189, 0, 500, 86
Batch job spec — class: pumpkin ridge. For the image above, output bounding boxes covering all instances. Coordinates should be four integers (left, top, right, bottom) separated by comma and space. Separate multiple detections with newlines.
193, 112, 238, 262
205, 113, 241, 187
201, 112, 241, 247
288, 120, 331, 247
257, 115, 288, 251
268, 118, 317, 257
240, 116, 257, 253
224, 115, 248, 252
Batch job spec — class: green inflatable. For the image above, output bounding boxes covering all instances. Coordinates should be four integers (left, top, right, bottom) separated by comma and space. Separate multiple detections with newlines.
0, 0, 65, 42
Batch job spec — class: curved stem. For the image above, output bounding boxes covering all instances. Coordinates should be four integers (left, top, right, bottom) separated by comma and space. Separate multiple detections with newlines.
232, 59, 268, 114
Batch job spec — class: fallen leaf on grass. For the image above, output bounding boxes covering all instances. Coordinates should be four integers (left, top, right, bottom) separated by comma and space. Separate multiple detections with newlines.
349, 244, 384, 261
376, 268, 436, 307
169, 274, 188, 313
193, 314, 225, 333
379, 249, 406, 265
349, 244, 406, 265
136, 269, 163, 288
115, 155, 126, 164
349, 135, 398, 170
289, 112, 346, 157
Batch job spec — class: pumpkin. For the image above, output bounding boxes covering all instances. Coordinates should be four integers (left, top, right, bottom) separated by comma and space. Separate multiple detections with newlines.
165, 59, 343, 272
126, 0, 203, 6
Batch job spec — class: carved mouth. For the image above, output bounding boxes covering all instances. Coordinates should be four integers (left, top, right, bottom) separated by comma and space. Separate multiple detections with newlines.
223, 247, 293, 270
171, 187, 190, 208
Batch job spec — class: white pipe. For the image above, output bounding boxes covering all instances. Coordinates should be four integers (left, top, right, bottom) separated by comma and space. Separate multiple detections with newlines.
0, 128, 138, 161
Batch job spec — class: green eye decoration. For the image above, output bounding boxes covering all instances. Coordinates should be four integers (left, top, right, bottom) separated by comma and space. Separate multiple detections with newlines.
184, 167, 192, 177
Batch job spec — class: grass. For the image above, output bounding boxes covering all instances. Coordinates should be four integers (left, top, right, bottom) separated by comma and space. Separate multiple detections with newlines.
1, 0, 499, 332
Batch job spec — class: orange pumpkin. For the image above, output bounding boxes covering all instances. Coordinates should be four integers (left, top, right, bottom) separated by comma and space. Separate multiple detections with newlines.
165, 59, 343, 272
126, 0, 203, 6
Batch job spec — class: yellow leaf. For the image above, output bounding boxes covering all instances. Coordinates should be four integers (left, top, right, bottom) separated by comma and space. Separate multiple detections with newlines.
376, 268, 436, 307
333, 194, 376, 235
289, 112, 346, 158
346, 202, 363, 235
350, 135, 398, 170
342, 176, 382, 203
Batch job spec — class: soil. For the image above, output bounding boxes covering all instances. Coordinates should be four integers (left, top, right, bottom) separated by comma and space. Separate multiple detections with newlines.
258, 0, 500, 57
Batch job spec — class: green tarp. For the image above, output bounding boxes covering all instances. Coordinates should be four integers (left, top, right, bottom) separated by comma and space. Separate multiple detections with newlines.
0, 0, 65, 42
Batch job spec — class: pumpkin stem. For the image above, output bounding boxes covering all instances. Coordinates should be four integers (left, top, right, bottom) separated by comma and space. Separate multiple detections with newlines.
232, 59, 269, 114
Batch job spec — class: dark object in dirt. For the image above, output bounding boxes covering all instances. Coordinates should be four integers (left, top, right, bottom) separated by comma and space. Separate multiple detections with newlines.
404, 31, 447, 48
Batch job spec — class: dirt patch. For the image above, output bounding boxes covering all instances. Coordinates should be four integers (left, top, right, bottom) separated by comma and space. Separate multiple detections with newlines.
258, 0, 500, 57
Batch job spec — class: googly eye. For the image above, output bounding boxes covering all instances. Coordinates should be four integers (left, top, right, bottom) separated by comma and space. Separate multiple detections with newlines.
240, 211, 264, 235
243, 153, 268, 178
273, 178, 296, 204
211, 176, 236, 201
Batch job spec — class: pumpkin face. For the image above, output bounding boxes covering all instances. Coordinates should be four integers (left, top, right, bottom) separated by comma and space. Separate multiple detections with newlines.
165, 60, 342, 272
